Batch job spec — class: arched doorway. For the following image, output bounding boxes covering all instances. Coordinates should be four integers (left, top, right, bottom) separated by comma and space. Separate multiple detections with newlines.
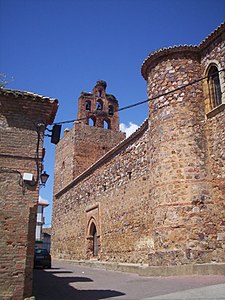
88, 221, 99, 257
86, 205, 100, 260
90, 223, 98, 256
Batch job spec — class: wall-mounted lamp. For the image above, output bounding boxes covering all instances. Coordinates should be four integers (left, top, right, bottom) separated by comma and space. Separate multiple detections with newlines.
40, 171, 49, 187
45, 124, 62, 144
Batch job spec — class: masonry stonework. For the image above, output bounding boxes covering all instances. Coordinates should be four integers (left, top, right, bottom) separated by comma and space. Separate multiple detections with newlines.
0, 90, 58, 299
52, 23, 225, 273
53, 121, 150, 262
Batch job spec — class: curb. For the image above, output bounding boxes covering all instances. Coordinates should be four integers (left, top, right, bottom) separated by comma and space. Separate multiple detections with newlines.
53, 259, 225, 277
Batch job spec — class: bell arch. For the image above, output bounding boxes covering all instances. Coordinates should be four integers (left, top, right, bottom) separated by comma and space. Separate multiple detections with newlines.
85, 100, 91, 111
104, 119, 111, 129
96, 99, 103, 111
88, 116, 96, 126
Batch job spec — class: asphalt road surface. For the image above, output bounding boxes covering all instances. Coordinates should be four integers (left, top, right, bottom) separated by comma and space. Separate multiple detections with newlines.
33, 260, 225, 300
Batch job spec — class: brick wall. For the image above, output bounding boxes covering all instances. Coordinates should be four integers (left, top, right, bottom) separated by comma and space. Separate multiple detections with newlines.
0, 91, 57, 300
77, 81, 120, 131
54, 121, 125, 195
53, 126, 75, 195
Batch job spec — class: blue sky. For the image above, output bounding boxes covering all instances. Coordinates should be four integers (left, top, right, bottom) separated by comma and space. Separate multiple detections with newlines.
1, 0, 224, 226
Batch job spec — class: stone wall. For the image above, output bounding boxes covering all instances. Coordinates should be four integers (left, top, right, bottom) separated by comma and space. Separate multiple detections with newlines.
0, 91, 57, 300
52, 23, 225, 271
146, 52, 212, 265
201, 34, 225, 263
52, 121, 151, 263
141, 26, 225, 265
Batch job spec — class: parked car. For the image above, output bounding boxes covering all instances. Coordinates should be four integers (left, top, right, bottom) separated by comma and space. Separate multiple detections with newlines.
34, 248, 51, 269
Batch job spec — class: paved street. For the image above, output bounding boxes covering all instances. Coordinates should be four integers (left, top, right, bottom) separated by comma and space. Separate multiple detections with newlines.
33, 260, 225, 300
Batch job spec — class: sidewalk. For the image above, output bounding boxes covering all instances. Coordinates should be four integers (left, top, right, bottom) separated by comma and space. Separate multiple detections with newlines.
142, 283, 225, 300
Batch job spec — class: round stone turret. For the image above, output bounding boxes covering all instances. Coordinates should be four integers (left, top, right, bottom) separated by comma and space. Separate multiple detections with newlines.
142, 47, 211, 265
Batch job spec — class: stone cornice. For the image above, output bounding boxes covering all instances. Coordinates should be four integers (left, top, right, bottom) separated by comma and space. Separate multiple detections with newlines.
199, 20, 225, 50
0, 88, 58, 103
55, 119, 148, 198
141, 46, 199, 80
141, 21, 225, 80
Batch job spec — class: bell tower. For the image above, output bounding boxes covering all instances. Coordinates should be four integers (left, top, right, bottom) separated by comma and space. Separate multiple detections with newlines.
77, 80, 120, 131
54, 81, 125, 194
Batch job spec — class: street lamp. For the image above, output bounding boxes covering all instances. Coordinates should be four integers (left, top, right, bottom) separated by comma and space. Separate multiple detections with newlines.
40, 171, 49, 187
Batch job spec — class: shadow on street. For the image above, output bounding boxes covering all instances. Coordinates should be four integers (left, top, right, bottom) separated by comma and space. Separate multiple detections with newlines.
33, 267, 125, 300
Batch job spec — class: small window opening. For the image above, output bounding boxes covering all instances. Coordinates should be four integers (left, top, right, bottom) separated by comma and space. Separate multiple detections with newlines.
96, 100, 103, 110
108, 105, 114, 116
104, 120, 110, 129
85, 101, 91, 111
88, 117, 96, 126
62, 161, 65, 169
208, 66, 222, 109
104, 119, 111, 129
128, 171, 132, 179
98, 90, 102, 97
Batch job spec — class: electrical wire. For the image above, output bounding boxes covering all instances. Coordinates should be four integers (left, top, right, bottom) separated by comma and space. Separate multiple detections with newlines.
53, 67, 225, 126
54, 117, 87, 125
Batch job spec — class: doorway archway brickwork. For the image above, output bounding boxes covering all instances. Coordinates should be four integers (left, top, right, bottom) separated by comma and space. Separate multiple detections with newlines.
86, 203, 101, 259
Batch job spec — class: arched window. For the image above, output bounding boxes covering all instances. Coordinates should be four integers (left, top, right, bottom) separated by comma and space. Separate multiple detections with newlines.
104, 119, 110, 129
96, 99, 103, 111
88, 117, 96, 126
108, 105, 114, 116
208, 65, 222, 109
85, 100, 91, 111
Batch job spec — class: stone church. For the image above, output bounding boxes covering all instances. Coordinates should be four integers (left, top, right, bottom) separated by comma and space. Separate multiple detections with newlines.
52, 22, 225, 274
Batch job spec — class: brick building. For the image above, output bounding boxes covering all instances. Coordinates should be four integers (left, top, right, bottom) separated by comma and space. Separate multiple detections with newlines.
35, 197, 49, 248
52, 22, 225, 274
0, 90, 58, 299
